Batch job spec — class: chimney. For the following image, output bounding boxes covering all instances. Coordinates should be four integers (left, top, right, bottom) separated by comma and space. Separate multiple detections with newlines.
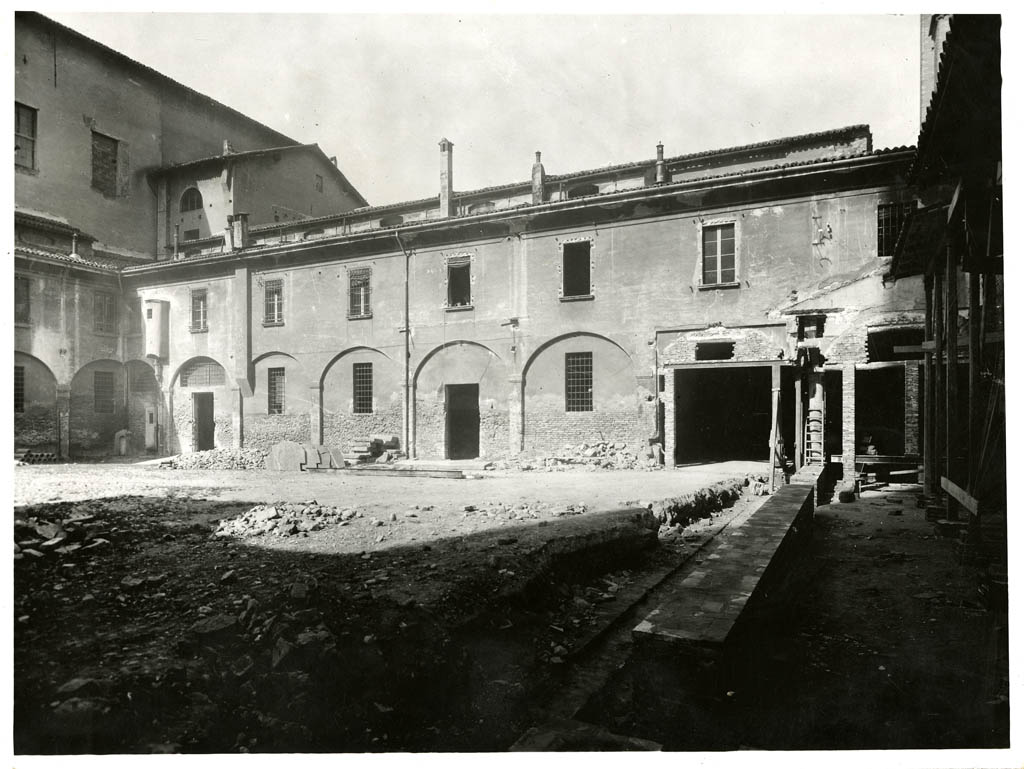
532, 151, 545, 204
655, 142, 666, 184
329, 156, 337, 166
223, 139, 235, 155
439, 138, 454, 217
228, 213, 249, 250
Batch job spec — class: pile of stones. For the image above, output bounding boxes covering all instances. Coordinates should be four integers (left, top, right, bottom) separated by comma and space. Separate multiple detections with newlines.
167, 449, 267, 471
14, 510, 112, 563
512, 441, 658, 472
214, 501, 360, 539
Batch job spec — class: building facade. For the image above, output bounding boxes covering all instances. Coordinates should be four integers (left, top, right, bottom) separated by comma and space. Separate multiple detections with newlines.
15, 14, 929, 481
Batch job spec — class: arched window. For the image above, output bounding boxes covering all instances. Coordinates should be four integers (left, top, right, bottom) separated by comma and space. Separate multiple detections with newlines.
180, 357, 225, 387
180, 187, 204, 213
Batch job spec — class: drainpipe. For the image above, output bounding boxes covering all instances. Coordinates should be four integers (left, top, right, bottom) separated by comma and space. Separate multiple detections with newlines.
395, 232, 412, 458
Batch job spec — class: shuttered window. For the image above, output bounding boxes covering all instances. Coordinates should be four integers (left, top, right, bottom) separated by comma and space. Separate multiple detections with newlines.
15, 102, 36, 169
91, 131, 119, 196
15, 277, 30, 324
702, 223, 736, 285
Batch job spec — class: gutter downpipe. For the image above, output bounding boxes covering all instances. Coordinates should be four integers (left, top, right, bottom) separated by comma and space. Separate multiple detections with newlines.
395, 232, 412, 459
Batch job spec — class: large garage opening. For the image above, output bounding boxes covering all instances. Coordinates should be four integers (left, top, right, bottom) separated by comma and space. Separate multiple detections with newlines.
855, 367, 905, 456
445, 383, 480, 459
673, 366, 794, 465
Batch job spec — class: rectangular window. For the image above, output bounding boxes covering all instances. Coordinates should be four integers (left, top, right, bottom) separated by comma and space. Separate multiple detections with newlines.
15, 102, 37, 169
183, 228, 200, 242
702, 223, 736, 285
447, 258, 472, 308
695, 341, 735, 361
562, 241, 592, 298
565, 351, 593, 412
91, 131, 119, 196
267, 367, 285, 415
190, 289, 208, 332
353, 362, 373, 414
15, 276, 30, 324
315, 174, 324, 193
877, 202, 914, 257
348, 268, 371, 318
264, 279, 284, 325
93, 291, 117, 334
93, 370, 115, 414
14, 366, 25, 413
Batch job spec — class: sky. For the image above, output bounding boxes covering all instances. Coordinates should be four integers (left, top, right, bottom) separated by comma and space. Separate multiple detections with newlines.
47, 12, 922, 208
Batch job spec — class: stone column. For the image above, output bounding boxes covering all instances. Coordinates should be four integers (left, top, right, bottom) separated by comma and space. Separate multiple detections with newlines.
508, 375, 523, 457
230, 387, 244, 449
841, 365, 857, 483
904, 361, 920, 455
663, 368, 676, 467
309, 386, 322, 445
805, 369, 824, 464
401, 382, 411, 457
57, 384, 71, 459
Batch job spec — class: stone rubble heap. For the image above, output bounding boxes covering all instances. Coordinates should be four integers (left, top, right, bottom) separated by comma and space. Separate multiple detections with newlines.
14, 510, 112, 563
214, 501, 361, 539
167, 449, 267, 471
507, 441, 659, 472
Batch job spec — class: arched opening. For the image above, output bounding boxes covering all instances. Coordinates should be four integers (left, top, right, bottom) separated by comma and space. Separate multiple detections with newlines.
321, 347, 401, 451
180, 187, 203, 212
14, 352, 58, 453
125, 360, 161, 455
170, 356, 231, 453
69, 359, 125, 457
246, 352, 309, 451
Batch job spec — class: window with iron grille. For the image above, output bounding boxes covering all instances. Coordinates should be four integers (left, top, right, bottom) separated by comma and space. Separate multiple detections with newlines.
447, 257, 472, 308
702, 223, 736, 285
353, 362, 373, 414
15, 276, 30, 324
94, 291, 117, 334
91, 131, 119, 196
15, 102, 37, 170
267, 367, 285, 415
348, 268, 371, 318
14, 366, 25, 413
562, 241, 592, 297
93, 370, 115, 414
180, 187, 203, 212
190, 289, 208, 332
180, 358, 225, 387
264, 279, 284, 325
877, 202, 914, 257
565, 352, 593, 412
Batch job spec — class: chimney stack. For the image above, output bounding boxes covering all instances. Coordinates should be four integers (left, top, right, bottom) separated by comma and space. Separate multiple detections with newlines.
655, 142, 666, 184
532, 151, 545, 204
439, 138, 454, 217
228, 212, 249, 250
223, 139, 235, 156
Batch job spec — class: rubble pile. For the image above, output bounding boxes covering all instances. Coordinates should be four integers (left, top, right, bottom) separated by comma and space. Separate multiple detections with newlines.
510, 441, 659, 472
168, 449, 267, 471
624, 476, 755, 526
14, 509, 113, 563
214, 501, 360, 538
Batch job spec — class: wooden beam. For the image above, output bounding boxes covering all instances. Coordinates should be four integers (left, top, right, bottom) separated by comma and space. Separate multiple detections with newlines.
914, 331, 1002, 352
941, 476, 981, 517
945, 241, 959, 521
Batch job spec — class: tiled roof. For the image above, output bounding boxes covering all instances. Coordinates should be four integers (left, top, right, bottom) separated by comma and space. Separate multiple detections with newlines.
15, 244, 123, 272
14, 209, 96, 242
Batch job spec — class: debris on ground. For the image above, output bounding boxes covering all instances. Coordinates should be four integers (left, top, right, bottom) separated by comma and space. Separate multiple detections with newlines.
166, 449, 267, 471
496, 442, 659, 472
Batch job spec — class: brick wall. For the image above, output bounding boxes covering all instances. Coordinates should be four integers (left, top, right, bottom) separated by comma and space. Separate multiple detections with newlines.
323, 401, 403, 451
904, 361, 921, 455
69, 363, 125, 456
661, 325, 785, 364
243, 413, 310, 453
841, 364, 856, 480
523, 396, 642, 457
169, 384, 235, 454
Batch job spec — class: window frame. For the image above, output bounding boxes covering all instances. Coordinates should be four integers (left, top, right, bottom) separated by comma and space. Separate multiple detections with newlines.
263, 278, 284, 326
348, 268, 372, 319
190, 288, 209, 333
445, 255, 473, 310
564, 351, 594, 413
93, 291, 118, 335
267, 367, 286, 415
15, 276, 30, 325
91, 130, 120, 197
699, 221, 738, 288
93, 370, 116, 414
180, 187, 203, 213
352, 361, 373, 414
180, 358, 224, 388
14, 365, 25, 413
560, 239, 594, 300
314, 174, 324, 193
877, 202, 914, 258
15, 102, 37, 171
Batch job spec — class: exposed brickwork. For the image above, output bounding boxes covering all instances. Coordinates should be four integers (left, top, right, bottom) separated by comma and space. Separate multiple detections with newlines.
14, 406, 58, 450
323, 402, 403, 451
904, 361, 921, 455
243, 414, 310, 453
414, 395, 509, 459
69, 364, 126, 456
523, 397, 643, 457
841, 365, 856, 480
169, 385, 235, 454
661, 326, 784, 365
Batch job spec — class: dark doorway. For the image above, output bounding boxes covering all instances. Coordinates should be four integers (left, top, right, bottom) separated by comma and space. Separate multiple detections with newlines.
193, 392, 215, 451
855, 367, 905, 456
673, 366, 777, 464
446, 384, 480, 459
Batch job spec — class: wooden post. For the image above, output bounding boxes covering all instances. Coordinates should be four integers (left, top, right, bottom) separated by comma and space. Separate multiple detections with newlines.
922, 274, 934, 494
769, 363, 781, 492
968, 270, 981, 490
933, 271, 945, 497
794, 374, 804, 471
945, 240, 959, 521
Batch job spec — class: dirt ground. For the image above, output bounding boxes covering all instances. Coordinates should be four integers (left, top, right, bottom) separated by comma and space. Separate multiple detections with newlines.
11, 462, 1011, 754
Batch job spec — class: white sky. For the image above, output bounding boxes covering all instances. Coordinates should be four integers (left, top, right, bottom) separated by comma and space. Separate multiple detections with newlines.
47, 12, 922, 208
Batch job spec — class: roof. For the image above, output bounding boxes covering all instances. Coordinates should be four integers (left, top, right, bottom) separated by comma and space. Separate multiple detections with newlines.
15, 209, 96, 242
150, 143, 369, 208
15, 244, 123, 273
910, 15, 1002, 182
